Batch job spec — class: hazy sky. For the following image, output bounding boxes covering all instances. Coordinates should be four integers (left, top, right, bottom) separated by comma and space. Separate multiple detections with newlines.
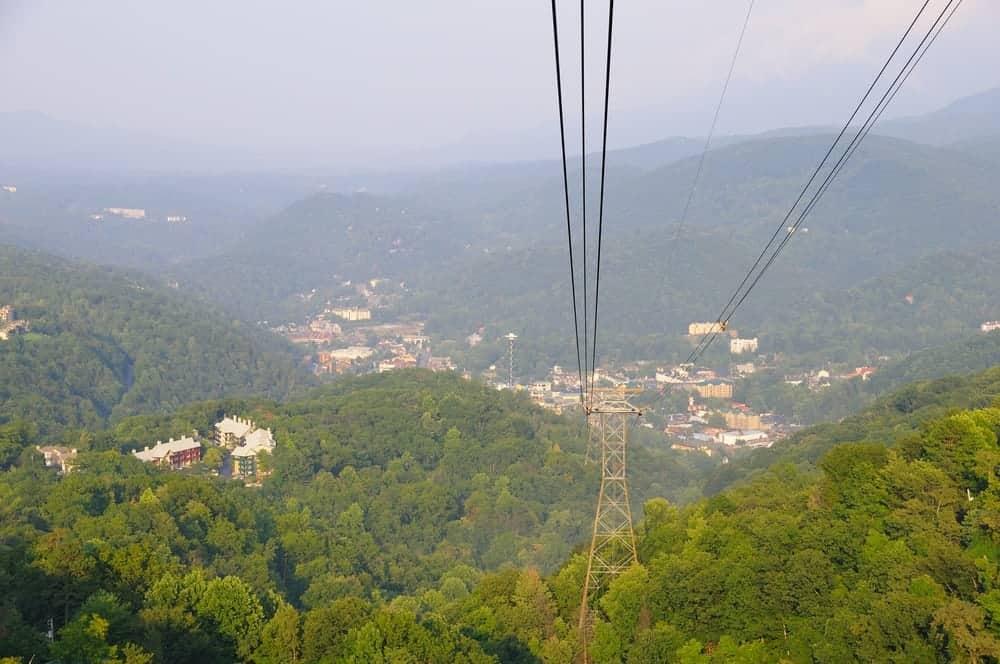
1, 0, 997, 164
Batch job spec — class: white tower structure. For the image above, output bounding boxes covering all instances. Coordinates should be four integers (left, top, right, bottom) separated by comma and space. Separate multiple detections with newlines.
504, 333, 518, 388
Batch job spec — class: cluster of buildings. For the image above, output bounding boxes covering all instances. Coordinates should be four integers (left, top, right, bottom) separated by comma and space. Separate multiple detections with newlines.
35, 415, 277, 483
87, 208, 189, 224
982, 321, 1000, 333
783, 366, 876, 390
1, 185, 15, 193
126, 414, 276, 481
688, 322, 759, 357
655, 365, 735, 399
0, 305, 29, 340
667, 398, 786, 457
280, 318, 342, 345
278, 304, 457, 378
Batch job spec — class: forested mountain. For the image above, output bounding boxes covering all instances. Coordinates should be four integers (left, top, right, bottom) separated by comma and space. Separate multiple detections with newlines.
5, 91, 1000, 375
0, 370, 707, 662
2, 368, 999, 661
148, 128, 1000, 370
0, 246, 311, 435
879, 85, 1000, 146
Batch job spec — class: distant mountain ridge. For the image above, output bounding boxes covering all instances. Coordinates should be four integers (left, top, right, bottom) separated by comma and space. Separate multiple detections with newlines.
4, 86, 999, 175
878, 85, 1000, 145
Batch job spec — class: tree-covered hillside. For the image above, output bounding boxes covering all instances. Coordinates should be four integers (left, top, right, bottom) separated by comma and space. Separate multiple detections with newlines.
2, 369, 1000, 661
397, 134, 1000, 371
737, 330, 1000, 426
710, 365, 1000, 497
0, 370, 707, 662
0, 246, 311, 435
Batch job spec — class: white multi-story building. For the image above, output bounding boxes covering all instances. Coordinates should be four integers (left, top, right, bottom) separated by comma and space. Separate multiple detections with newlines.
327, 307, 372, 321
729, 337, 759, 355
719, 430, 768, 447
232, 428, 276, 480
214, 415, 256, 449
104, 207, 146, 219
982, 321, 1000, 333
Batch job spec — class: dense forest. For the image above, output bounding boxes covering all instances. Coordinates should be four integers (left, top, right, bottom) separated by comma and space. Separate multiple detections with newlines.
0, 247, 312, 436
2, 367, 1000, 661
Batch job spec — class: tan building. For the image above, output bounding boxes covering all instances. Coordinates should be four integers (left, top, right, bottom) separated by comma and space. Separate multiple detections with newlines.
36, 446, 78, 474
694, 382, 734, 399
378, 354, 417, 372
688, 321, 725, 336
0, 306, 29, 340
724, 411, 762, 430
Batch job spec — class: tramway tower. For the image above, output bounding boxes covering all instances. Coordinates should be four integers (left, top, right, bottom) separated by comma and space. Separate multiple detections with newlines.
579, 387, 642, 654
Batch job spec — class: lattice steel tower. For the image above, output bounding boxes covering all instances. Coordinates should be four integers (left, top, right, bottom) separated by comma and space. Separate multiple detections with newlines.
504, 332, 518, 389
579, 387, 642, 654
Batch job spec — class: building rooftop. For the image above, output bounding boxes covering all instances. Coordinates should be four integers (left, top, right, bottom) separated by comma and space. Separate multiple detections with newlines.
242, 428, 275, 452
215, 416, 255, 438
133, 436, 201, 462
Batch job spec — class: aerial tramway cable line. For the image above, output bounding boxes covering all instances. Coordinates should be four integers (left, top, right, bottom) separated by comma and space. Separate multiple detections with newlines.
687, 0, 964, 366
667, 0, 756, 259
549, 0, 615, 408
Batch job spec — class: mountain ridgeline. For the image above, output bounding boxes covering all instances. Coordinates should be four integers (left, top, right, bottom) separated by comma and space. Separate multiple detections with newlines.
150, 127, 1000, 370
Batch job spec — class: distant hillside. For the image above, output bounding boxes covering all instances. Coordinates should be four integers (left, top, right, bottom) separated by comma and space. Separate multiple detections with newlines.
706, 365, 1000, 495
758, 245, 1000, 361
738, 329, 1000, 426
0, 246, 312, 435
181, 131, 1000, 346
879, 85, 1000, 145
404, 190, 1000, 373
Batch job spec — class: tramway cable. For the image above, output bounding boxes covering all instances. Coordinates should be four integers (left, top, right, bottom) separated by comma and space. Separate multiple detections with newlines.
549, 0, 587, 405
589, 0, 614, 402
581, 0, 589, 402
668, 0, 755, 253
686, 0, 949, 364
715, 0, 961, 342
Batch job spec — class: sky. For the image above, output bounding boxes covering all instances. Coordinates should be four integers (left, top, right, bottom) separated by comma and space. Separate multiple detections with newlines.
0, 0, 997, 168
